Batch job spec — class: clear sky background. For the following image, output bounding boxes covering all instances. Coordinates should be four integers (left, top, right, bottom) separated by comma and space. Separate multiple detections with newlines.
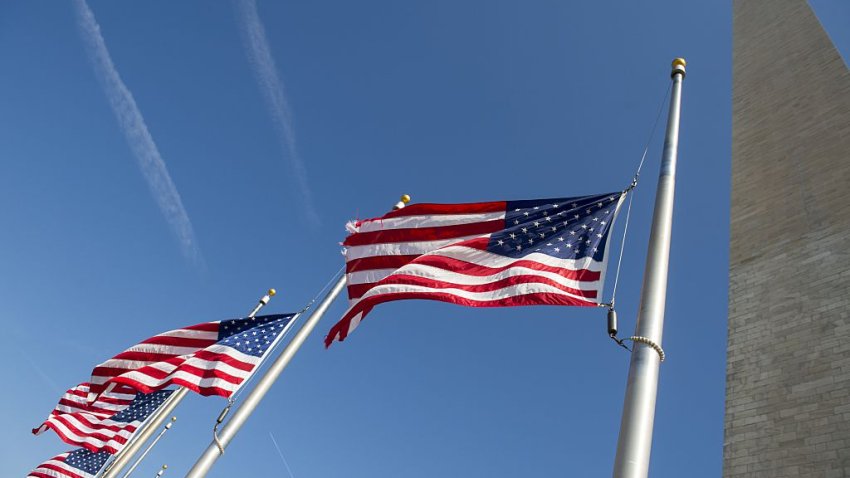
2, 1, 849, 477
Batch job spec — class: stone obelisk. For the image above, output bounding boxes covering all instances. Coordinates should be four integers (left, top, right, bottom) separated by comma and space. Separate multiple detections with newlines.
727, 1, 850, 476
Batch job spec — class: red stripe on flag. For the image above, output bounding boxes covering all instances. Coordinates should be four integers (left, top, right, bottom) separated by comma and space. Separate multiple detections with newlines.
66, 389, 88, 399
182, 322, 221, 332
412, 254, 602, 281
345, 254, 420, 273
111, 374, 240, 399
138, 335, 219, 349
48, 415, 133, 438
161, 363, 246, 384
454, 237, 490, 250
191, 350, 257, 371
90, 366, 140, 382
108, 350, 195, 363
346, 283, 379, 300
32, 462, 85, 478
167, 380, 238, 398
376, 201, 506, 219
325, 291, 595, 346
343, 237, 489, 273
343, 220, 503, 246
349, 272, 597, 300
105, 350, 256, 397
41, 419, 130, 453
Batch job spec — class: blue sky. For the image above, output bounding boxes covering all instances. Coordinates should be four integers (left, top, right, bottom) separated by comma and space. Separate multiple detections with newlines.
3, 1, 848, 477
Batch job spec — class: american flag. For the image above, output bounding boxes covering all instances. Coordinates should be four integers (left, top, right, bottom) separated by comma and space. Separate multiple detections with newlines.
27, 449, 111, 478
88, 313, 296, 401
325, 192, 624, 346
35, 383, 135, 426
33, 382, 172, 454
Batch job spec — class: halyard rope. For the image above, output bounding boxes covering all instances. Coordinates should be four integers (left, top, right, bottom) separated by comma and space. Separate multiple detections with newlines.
607, 84, 671, 362
607, 83, 671, 309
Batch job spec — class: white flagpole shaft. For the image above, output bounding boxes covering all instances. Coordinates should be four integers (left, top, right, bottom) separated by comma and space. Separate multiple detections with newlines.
121, 417, 176, 478
612, 59, 686, 478
185, 276, 347, 478
101, 290, 277, 478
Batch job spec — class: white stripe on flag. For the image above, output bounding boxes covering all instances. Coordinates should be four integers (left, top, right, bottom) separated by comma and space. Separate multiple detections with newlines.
394, 263, 601, 291
155, 328, 219, 340
358, 281, 597, 304
430, 245, 605, 272
345, 234, 491, 260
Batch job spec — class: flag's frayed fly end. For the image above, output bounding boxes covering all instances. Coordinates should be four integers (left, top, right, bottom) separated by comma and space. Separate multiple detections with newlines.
326, 195, 411, 349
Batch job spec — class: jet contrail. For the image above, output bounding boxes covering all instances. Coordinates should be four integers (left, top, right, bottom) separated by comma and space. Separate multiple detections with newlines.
17, 345, 62, 394
269, 431, 297, 478
235, 0, 320, 225
74, 0, 204, 266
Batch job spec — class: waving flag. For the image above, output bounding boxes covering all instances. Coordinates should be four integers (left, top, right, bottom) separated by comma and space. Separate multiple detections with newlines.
33, 382, 172, 453
27, 449, 111, 478
88, 313, 296, 401
34, 382, 135, 427
326, 192, 625, 346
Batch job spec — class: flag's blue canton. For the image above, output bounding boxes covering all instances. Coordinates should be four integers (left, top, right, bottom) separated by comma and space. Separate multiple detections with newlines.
487, 192, 621, 261
65, 449, 111, 475
111, 389, 173, 423
218, 313, 295, 357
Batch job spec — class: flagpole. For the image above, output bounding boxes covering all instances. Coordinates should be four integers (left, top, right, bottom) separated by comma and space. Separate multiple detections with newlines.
184, 195, 411, 478
100, 289, 278, 478
611, 59, 685, 478
98, 389, 186, 478
121, 417, 176, 478
185, 277, 346, 478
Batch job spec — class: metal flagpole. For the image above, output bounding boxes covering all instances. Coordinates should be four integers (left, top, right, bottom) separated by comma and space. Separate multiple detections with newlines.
153, 465, 167, 477
98, 385, 186, 478
185, 195, 411, 478
186, 276, 346, 477
121, 417, 177, 478
100, 289, 278, 478
612, 58, 686, 478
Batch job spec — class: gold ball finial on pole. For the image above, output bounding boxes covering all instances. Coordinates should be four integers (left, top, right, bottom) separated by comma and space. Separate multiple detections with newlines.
250, 288, 277, 317
671, 58, 686, 78
393, 194, 412, 210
